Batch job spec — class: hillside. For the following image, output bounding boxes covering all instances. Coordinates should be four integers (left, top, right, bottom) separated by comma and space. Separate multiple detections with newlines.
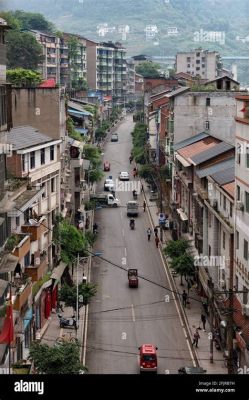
4, 0, 249, 82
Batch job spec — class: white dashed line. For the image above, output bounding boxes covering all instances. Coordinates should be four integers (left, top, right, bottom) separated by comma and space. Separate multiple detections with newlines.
131, 304, 136, 322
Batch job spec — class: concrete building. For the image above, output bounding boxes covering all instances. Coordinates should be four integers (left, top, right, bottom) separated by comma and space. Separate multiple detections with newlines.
176, 49, 222, 80
30, 30, 69, 86
126, 59, 135, 96
63, 33, 87, 89
86, 40, 127, 102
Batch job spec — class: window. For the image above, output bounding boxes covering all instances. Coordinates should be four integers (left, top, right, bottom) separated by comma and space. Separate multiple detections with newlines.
24, 252, 30, 267
42, 182, 46, 198
187, 57, 191, 62
237, 185, 240, 200
246, 192, 249, 213
202, 64, 205, 68
208, 211, 212, 228
244, 239, 248, 260
237, 144, 241, 164
236, 231, 239, 250
205, 120, 210, 130
243, 285, 248, 305
30, 151, 35, 169
22, 154, 26, 172
208, 245, 211, 257
40, 148, 45, 165
230, 202, 233, 217
206, 98, 211, 107
187, 64, 190, 68
223, 232, 226, 249
50, 145, 54, 161
223, 196, 226, 211
16, 217, 20, 227
196, 60, 200, 64
51, 178, 55, 193
246, 148, 249, 168
196, 67, 200, 71
235, 275, 238, 291
196, 52, 200, 57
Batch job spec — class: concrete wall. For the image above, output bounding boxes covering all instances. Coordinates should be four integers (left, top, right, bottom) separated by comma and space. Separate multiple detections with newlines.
174, 92, 241, 145
11, 88, 66, 141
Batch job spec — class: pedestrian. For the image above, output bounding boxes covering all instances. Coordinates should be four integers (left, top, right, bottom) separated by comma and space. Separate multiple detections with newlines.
201, 313, 206, 331
129, 155, 133, 164
154, 226, 158, 237
182, 290, 188, 308
141, 183, 144, 193
147, 227, 151, 241
192, 329, 200, 348
143, 201, 146, 212
155, 236, 160, 248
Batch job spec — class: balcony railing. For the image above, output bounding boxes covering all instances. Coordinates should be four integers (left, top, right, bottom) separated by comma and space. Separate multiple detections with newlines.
12, 234, 31, 260
13, 277, 32, 311
25, 254, 48, 282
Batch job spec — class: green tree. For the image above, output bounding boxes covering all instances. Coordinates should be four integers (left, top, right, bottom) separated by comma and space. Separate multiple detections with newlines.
6, 30, 44, 70
131, 123, 148, 164
0, 11, 22, 30
12, 10, 55, 31
59, 282, 97, 307
136, 61, 161, 78
29, 341, 85, 374
83, 144, 103, 183
66, 117, 84, 142
7, 68, 42, 87
53, 219, 88, 265
170, 254, 194, 286
164, 239, 190, 259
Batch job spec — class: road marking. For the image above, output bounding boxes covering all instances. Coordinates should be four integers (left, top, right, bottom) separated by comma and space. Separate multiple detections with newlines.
124, 247, 127, 257
122, 228, 125, 237
131, 304, 136, 322
146, 206, 196, 366
120, 210, 123, 219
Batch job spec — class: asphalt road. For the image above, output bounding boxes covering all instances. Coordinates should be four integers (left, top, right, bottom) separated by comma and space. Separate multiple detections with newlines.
85, 114, 193, 374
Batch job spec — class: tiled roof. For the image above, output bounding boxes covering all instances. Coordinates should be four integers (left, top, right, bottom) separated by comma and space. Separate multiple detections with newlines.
222, 182, 235, 198
196, 158, 234, 179
8, 126, 54, 150
165, 87, 190, 98
177, 137, 220, 162
210, 167, 235, 186
174, 132, 209, 151
191, 142, 234, 166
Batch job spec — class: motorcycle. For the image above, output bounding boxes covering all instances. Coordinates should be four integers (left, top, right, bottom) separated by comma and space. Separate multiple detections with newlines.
58, 314, 77, 329
130, 219, 135, 230
132, 190, 137, 200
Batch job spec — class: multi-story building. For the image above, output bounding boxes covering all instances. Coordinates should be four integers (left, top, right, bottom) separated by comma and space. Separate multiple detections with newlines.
176, 49, 222, 80
86, 40, 127, 102
126, 59, 135, 97
63, 33, 87, 89
29, 30, 69, 86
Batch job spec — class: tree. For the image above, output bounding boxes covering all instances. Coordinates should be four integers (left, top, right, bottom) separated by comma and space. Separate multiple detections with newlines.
59, 282, 97, 307
53, 219, 88, 265
29, 341, 85, 374
7, 68, 42, 87
6, 30, 44, 70
164, 239, 190, 259
0, 10, 55, 32
135, 61, 161, 78
170, 254, 194, 286
83, 145, 103, 183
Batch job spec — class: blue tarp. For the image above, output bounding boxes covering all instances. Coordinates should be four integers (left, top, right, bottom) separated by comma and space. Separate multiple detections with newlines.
23, 307, 33, 330
68, 108, 92, 117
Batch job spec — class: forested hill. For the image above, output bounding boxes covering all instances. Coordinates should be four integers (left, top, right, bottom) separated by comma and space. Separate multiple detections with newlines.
4, 0, 249, 57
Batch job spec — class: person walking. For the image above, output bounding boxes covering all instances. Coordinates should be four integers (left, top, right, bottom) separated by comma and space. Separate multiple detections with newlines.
155, 236, 160, 248
201, 313, 206, 331
129, 155, 133, 164
182, 290, 188, 308
143, 201, 146, 212
154, 226, 158, 237
147, 227, 151, 241
192, 329, 200, 348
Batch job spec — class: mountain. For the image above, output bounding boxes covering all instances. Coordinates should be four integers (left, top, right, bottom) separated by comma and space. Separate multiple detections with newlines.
4, 0, 249, 82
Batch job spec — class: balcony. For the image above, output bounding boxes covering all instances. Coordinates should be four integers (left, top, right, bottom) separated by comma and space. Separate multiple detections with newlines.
13, 277, 32, 311
11, 234, 31, 260
25, 253, 48, 282
178, 170, 193, 189
21, 217, 47, 242
195, 181, 208, 200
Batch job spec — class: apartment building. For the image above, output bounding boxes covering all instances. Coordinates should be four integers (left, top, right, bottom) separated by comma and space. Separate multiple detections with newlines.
176, 49, 222, 80
29, 30, 69, 86
63, 33, 87, 88
86, 40, 127, 102
126, 59, 135, 97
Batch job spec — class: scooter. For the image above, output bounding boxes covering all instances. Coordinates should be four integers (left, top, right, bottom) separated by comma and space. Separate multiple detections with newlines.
58, 314, 77, 329
130, 219, 135, 230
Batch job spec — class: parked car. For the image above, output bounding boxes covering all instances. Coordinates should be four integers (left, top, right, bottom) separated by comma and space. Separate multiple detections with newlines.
139, 344, 158, 373
119, 171, 129, 181
103, 161, 110, 171
111, 133, 118, 142
104, 178, 115, 191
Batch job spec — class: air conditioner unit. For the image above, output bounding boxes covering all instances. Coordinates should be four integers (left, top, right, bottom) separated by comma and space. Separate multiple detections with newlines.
236, 201, 244, 211
242, 304, 249, 317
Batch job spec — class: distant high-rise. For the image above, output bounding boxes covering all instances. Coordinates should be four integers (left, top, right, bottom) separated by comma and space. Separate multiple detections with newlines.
176, 49, 222, 81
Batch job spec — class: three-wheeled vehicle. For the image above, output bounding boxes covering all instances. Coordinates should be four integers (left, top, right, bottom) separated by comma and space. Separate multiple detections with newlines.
128, 268, 138, 288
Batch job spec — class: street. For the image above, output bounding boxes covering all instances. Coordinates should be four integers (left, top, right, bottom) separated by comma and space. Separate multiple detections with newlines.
86, 115, 194, 374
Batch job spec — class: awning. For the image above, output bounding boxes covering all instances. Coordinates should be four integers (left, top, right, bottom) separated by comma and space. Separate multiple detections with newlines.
0, 279, 8, 298
51, 262, 67, 283
23, 307, 33, 330
0, 254, 19, 274
7, 187, 44, 218
176, 208, 188, 221
75, 128, 89, 136
68, 109, 92, 118
175, 154, 191, 167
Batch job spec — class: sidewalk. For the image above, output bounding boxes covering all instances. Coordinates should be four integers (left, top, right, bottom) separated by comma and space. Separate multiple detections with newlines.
141, 178, 227, 374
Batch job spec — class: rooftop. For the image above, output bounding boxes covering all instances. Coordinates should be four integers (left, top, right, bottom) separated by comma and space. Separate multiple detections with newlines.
8, 126, 54, 150
177, 137, 220, 162
210, 167, 235, 186
191, 142, 234, 166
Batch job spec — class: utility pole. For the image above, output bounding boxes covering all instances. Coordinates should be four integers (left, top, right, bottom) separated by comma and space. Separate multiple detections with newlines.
209, 279, 214, 363
76, 253, 79, 338
227, 233, 235, 374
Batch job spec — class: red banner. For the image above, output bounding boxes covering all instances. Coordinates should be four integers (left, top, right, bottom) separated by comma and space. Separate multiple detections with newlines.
0, 304, 14, 344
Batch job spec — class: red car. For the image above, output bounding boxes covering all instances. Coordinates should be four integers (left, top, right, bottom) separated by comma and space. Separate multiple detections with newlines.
139, 344, 158, 373
103, 161, 110, 171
